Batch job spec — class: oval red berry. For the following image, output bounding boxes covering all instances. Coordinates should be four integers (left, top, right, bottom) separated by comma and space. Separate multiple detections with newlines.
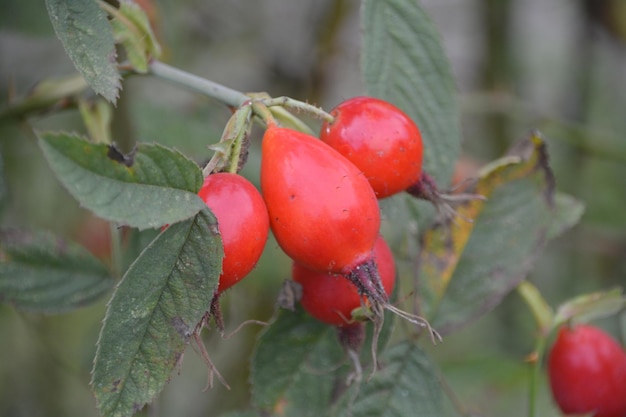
261, 125, 380, 274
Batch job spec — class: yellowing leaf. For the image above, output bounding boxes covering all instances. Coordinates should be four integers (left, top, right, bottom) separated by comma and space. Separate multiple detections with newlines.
417, 132, 557, 334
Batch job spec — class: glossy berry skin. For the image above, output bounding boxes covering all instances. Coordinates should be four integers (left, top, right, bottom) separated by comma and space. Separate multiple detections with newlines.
547, 324, 626, 417
320, 96, 423, 198
261, 125, 380, 274
198, 173, 269, 293
292, 236, 395, 326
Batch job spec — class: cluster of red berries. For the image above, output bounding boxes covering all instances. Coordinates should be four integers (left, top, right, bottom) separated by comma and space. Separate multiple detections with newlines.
194, 97, 626, 414
547, 323, 626, 417
197, 96, 427, 330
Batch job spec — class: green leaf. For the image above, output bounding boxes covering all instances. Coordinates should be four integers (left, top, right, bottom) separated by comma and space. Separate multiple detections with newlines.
108, 1, 162, 73
554, 288, 626, 326
0, 229, 112, 313
45, 0, 121, 103
362, 0, 460, 185
250, 307, 345, 417
38, 132, 206, 230
547, 192, 585, 239
92, 209, 223, 417
78, 98, 114, 144
335, 342, 442, 417
417, 133, 556, 335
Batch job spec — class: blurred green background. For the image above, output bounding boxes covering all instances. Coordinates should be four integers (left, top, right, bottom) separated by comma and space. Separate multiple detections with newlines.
1, 0, 625, 416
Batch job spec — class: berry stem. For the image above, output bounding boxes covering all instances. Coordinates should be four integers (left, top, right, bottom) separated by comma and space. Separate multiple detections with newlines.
269, 106, 316, 135
517, 281, 554, 335
528, 335, 547, 417
250, 100, 278, 127
261, 96, 334, 123
148, 60, 250, 108
516, 280, 554, 417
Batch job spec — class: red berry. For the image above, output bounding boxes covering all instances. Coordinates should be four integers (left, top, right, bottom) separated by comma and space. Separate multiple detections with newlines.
197, 173, 269, 293
547, 324, 626, 417
320, 96, 423, 198
292, 236, 395, 326
260, 125, 381, 275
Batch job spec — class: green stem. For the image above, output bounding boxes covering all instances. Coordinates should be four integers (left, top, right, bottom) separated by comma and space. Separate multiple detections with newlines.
269, 106, 315, 135
227, 106, 253, 174
148, 60, 250, 108
109, 222, 124, 280
517, 281, 554, 335
262, 96, 334, 123
227, 144, 242, 174
528, 335, 547, 417
516, 281, 553, 417
250, 101, 277, 126
202, 104, 253, 176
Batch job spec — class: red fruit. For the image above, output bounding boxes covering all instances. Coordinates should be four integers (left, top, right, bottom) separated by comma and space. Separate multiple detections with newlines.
260, 125, 380, 275
292, 236, 395, 326
547, 324, 626, 417
198, 173, 269, 292
320, 96, 423, 198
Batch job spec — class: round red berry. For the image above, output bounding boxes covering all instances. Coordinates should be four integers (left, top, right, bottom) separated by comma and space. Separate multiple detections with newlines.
198, 173, 269, 292
547, 324, 626, 417
292, 236, 395, 326
320, 96, 423, 198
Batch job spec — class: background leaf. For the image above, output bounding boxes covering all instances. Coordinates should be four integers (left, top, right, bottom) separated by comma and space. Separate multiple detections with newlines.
0, 229, 112, 313
554, 288, 626, 325
218, 411, 259, 417
45, 0, 120, 103
92, 209, 223, 417
417, 133, 556, 335
38, 132, 206, 230
108, 1, 162, 73
121, 228, 160, 274
547, 193, 585, 239
361, 0, 460, 186
250, 307, 345, 417
335, 342, 442, 417
0, 154, 6, 216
